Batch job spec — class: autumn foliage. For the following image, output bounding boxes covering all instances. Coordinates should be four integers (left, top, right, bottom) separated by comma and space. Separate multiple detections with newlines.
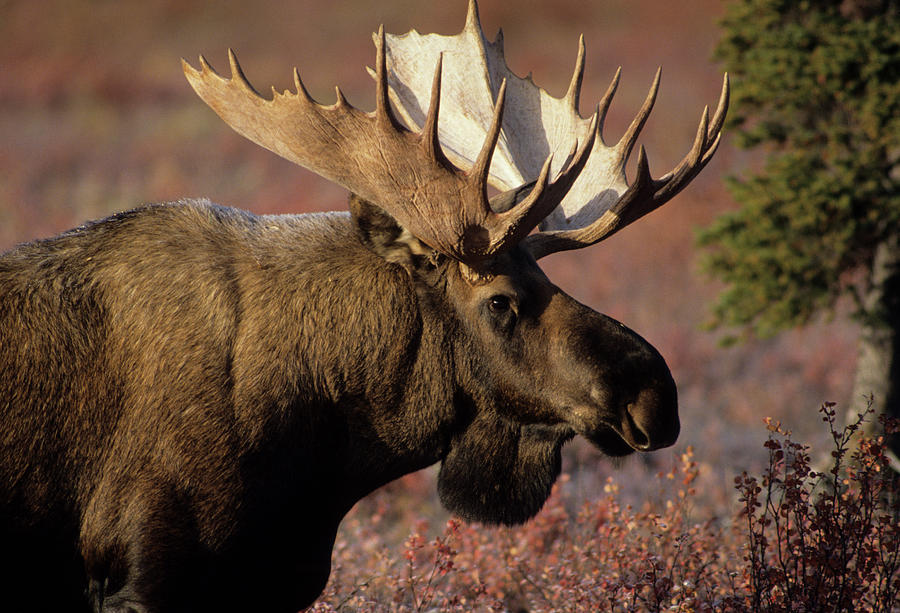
309, 406, 899, 612
736, 404, 900, 612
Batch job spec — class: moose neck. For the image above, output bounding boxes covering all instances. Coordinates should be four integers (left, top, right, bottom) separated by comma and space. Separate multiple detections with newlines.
230, 212, 460, 512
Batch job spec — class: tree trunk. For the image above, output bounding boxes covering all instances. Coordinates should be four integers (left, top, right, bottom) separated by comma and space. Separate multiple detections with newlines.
849, 232, 900, 469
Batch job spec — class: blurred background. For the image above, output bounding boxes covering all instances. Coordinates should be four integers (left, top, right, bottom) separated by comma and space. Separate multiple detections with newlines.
0, 0, 858, 513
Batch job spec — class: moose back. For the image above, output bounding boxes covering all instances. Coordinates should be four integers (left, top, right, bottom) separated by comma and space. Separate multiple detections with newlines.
0, 2, 726, 611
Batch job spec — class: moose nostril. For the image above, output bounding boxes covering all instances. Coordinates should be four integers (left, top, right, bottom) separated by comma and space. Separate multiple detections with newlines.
624, 386, 679, 451
622, 403, 651, 451
623, 409, 652, 450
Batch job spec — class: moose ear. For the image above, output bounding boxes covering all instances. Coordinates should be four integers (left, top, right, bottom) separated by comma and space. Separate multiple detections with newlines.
350, 194, 436, 271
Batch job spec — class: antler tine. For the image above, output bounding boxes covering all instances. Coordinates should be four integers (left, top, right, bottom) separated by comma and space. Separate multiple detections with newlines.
695, 75, 729, 169
374, 25, 401, 130
597, 67, 622, 140
292, 68, 315, 104
614, 145, 656, 226
708, 73, 730, 142
565, 35, 586, 111
469, 79, 508, 192
333, 86, 349, 108
421, 54, 446, 163
197, 54, 216, 75
525, 153, 555, 212
226, 50, 246, 88
464, 0, 482, 34
226, 49, 260, 96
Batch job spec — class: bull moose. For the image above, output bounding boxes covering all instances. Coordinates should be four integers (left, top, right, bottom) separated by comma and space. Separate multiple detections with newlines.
0, 2, 727, 611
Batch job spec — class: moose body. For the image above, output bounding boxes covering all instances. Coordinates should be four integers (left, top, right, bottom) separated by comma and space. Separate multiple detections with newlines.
1, 199, 676, 611
1, 2, 727, 610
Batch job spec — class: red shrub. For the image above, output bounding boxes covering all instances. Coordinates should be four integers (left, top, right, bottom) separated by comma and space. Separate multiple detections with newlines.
736, 403, 900, 612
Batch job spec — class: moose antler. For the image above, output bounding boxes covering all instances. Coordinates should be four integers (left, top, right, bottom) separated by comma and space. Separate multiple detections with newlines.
378, 0, 728, 259
183, 21, 595, 263
184, 0, 726, 263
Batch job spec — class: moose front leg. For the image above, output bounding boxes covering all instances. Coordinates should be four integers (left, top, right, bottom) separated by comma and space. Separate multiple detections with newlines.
81, 477, 204, 613
85, 537, 331, 613
83, 478, 340, 613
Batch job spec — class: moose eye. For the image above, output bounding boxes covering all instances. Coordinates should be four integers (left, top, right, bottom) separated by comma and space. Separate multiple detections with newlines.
488, 295, 511, 314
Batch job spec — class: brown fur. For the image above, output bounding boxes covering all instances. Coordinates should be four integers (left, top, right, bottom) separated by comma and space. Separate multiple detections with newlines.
0, 196, 678, 612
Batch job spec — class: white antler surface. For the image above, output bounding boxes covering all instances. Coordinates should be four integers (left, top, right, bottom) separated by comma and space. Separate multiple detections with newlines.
377, 2, 592, 195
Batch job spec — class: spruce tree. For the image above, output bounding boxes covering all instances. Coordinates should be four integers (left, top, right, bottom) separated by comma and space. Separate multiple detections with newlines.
699, 0, 899, 456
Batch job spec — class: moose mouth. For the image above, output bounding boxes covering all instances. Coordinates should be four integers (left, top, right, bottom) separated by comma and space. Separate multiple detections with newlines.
584, 426, 639, 458
564, 407, 644, 457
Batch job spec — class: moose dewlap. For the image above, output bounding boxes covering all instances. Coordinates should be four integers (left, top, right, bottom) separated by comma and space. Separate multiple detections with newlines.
0, 1, 726, 611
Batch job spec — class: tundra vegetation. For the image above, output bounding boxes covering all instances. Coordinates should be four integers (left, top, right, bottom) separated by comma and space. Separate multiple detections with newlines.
311, 406, 900, 612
